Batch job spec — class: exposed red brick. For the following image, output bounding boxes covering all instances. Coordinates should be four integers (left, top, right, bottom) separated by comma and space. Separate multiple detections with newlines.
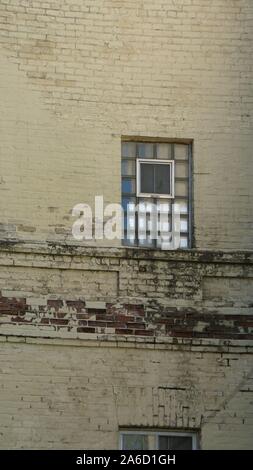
96, 313, 110, 320
134, 329, 154, 336
50, 319, 68, 325
76, 313, 89, 320
77, 327, 96, 333
0, 294, 26, 316
88, 320, 107, 327
124, 304, 145, 315
104, 321, 127, 328
127, 322, 146, 329
0, 293, 252, 340
115, 314, 136, 323
86, 308, 106, 315
172, 331, 193, 338
115, 328, 134, 335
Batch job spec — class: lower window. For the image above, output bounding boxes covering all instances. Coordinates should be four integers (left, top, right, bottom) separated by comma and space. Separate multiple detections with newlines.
120, 430, 198, 450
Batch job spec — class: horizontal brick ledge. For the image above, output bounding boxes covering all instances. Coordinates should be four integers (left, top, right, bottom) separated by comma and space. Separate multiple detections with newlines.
0, 239, 252, 265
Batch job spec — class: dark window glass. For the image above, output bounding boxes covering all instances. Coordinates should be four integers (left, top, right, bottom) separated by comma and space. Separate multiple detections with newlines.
158, 436, 193, 450
140, 163, 171, 195
159, 436, 169, 450
140, 164, 154, 193
154, 164, 170, 194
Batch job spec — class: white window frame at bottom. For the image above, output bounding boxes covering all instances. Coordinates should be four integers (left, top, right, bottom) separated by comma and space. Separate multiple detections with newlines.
119, 430, 198, 450
136, 159, 175, 199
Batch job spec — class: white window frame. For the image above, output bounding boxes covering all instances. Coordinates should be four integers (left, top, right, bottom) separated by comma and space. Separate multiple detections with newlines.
136, 159, 175, 199
119, 430, 198, 450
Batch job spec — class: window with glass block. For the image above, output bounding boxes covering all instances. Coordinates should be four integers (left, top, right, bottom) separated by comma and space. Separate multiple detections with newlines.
120, 431, 197, 450
121, 140, 192, 249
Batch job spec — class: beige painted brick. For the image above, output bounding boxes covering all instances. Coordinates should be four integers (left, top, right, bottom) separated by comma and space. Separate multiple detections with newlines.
0, 0, 251, 249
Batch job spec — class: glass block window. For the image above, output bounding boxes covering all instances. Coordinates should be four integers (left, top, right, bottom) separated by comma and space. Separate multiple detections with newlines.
120, 431, 197, 450
121, 139, 192, 249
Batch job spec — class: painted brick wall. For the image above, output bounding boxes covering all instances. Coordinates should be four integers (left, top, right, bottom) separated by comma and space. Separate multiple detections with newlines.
0, 242, 252, 341
0, 1, 253, 450
0, 0, 252, 249
0, 338, 252, 450
0, 242, 252, 449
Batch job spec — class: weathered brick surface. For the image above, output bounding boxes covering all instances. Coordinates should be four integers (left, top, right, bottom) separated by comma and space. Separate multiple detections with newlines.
0, 242, 252, 449
0, 338, 252, 450
0, 243, 252, 341
1, 294, 253, 340
0, 247, 252, 451
0, 1, 252, 450
0, 0, 252, 249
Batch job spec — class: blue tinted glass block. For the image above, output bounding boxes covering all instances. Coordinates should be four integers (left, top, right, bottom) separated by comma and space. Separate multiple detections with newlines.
122, 178, 135, 194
